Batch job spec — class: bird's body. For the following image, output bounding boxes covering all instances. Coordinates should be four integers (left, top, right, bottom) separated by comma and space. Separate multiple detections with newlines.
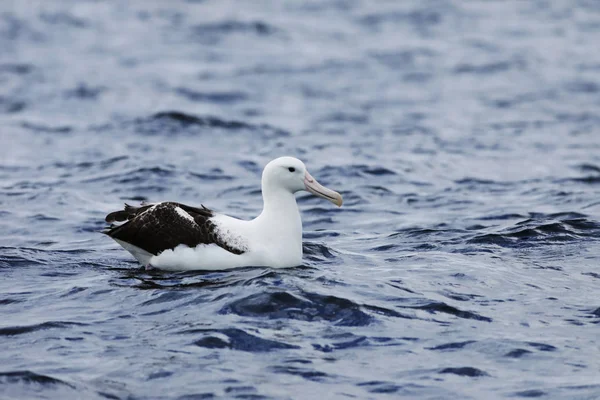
103, 157, 342, 271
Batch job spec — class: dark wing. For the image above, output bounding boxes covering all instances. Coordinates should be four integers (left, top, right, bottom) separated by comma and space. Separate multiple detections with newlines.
103, 202, 246, 256
105, 203, 156, 224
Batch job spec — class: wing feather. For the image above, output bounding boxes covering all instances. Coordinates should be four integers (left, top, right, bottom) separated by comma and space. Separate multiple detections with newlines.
103, 202, 246, 256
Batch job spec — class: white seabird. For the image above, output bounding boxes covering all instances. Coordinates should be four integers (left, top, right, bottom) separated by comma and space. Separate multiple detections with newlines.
103, 156, 343, 271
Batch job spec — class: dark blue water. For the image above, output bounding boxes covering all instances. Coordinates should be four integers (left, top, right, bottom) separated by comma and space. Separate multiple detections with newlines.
2, 1, 600, 399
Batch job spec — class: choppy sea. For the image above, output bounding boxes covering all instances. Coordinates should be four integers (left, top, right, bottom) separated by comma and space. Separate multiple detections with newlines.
2, 1, 600, 399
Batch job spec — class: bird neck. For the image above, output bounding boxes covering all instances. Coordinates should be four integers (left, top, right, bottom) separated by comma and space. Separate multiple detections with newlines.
260, 186, 299, 218
255, 187, 302, 238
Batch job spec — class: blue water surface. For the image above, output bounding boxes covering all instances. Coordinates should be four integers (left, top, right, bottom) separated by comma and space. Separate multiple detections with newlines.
2, 1, 600, 399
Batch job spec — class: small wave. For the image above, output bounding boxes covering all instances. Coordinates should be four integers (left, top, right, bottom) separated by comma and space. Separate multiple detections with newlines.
220, 291, 374, 326
49, 156, 128, 171
145, 111, 254, 130
64, 83, 105, 100
427, 340, 477, 351
556, 111, 600, 123
270, 365, 328, 382
174, 88, 248, 104
388, 228, 458, 239
28, 213, 60, 222
370, 243, 403, 252
303, 205, 359, 215
564, 176, 600, 184
139, 291, 189, 306
302, 242, 337, 261
370, 48, 437, 70
577, 163, 600, 173
485, 90, 558, 110
0, 298, 22, 305
511, 389, 547, 398
0, 96, 26, 114
440, 290, 484, 302
319, 111, 369, 124
237, 160, 262, 174
468, 213, 600, 247
39, 12, 87, 28
176, 393, 216, 400
20, 122, 72, 133
0, 251, 44, 267
479, 213, 528, 221
115, 267, 278, 291
455, 177, 497, 185
0, 370, 74, 387
526, 342, 557, 352
59, 287, 87, 298
192, 20, 277, 37
438, 367, 489, 377
236, 59, 365, 77
132, 111, 289, 138
303, 230, 340, 239
82, 166, 174, 184
188, 171, 234, 181
313, 334, 369, 353
0, 321, 87, 336
185, 328, 299, 352
399, 301, 492, 322
0, 63, 33, 74
454, 57, 525, 75
359, 9, 442, 31
318, 164, 396, 178
565, 80, 600, 94
364, 185, 395, 196
357, 381, 422, 394
504, 349, 532, 358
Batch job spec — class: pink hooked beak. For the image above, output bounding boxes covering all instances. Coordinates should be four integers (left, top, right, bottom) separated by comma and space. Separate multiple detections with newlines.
304, 171, 343, 207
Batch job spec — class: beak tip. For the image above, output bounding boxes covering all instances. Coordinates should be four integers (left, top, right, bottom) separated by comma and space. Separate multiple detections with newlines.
304, 172, 343, 208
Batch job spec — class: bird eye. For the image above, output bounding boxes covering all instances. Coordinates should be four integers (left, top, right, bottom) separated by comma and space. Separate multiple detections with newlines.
288, 167, 295, 172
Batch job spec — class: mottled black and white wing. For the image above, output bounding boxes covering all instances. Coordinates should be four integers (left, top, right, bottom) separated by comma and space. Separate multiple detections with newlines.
103, 202, 246, 260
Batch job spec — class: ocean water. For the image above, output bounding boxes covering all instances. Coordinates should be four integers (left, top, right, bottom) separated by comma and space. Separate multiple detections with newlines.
2, 1, 600, 399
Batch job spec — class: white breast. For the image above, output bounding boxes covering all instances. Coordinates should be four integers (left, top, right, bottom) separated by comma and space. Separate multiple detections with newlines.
149, 212, 303, 271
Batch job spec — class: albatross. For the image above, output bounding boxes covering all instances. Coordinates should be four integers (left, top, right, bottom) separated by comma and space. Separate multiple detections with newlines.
103, 156, 343, 271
